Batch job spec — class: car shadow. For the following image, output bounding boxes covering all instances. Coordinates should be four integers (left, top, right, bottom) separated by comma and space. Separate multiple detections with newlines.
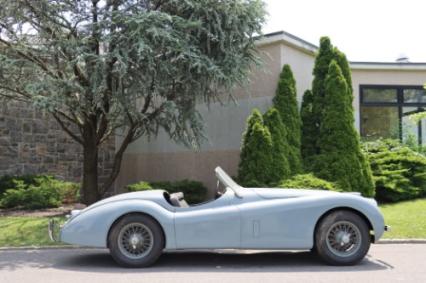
0, 249, 393, 273
50, 249, 392, 273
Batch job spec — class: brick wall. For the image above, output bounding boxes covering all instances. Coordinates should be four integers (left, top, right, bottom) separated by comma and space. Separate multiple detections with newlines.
0, 101, 115, 185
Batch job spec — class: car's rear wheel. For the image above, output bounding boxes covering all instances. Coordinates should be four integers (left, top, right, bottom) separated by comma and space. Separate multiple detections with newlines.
315, 210, 370, 265
108, 214, 164, 267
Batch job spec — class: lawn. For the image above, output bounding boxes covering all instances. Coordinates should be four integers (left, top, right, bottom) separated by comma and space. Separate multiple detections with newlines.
380, 198, 426, 239
0, 216, 66, 247
0, 199, 425, 247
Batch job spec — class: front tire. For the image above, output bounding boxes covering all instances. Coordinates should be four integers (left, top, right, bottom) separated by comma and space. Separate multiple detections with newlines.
315, 210, 370, 266
108, 214, 164, 267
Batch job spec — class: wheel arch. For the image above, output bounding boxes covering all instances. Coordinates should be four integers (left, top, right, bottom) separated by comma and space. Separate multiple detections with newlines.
106, 212, 167, 249
313, 207, 375, 244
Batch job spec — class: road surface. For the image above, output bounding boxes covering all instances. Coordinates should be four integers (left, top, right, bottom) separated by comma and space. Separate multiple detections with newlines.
0, 244, 425, 283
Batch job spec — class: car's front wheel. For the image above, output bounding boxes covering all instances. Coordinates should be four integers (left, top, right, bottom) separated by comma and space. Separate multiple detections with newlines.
108, 214, 164, 267
315, 210, 371, 265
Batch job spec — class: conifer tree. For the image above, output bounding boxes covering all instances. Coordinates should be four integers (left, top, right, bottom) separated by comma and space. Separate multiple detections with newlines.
238, 109, 263, 176
300, 90, 317, 161
263, 108, 291, 184
303, 38, 356, 166
309, 37, 336, 157
273, 64, 302, 174
238, 112, 273, 187
312, 61, 374, 196
334, 48, 353, 96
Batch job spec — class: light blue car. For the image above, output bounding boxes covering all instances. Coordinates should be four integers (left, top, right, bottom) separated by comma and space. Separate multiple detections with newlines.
49, 167, 389, 267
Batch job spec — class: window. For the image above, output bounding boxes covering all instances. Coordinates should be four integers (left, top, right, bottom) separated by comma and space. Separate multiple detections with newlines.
360, 85, 426, 145
361, 106, 399, 139
403, 89, 426, 103
363, 88, 397, 103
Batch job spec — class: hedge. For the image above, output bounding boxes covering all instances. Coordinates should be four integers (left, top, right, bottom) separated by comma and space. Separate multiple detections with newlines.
363, 139, 426, 203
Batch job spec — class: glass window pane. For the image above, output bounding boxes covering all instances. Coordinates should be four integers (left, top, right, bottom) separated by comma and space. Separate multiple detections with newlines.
362, 88, 398, 103
402, 107, 420, 145
361, 106, 399, 139
403, 89, 426, 103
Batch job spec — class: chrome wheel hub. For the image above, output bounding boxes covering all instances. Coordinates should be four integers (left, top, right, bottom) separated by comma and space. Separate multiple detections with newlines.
118, 223, 154, 259
326, 221, 362, 257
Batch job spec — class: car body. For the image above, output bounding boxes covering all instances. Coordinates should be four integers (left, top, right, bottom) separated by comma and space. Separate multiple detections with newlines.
50, 167, 388, 266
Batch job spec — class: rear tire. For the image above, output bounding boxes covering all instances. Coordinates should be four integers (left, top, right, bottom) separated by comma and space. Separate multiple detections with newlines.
315, 210, 370, 265
108, 214, 164, 267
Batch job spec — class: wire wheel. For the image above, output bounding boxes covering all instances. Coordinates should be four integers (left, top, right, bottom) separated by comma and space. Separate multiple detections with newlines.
117, 223, 154, 260
326, 220, 362, 258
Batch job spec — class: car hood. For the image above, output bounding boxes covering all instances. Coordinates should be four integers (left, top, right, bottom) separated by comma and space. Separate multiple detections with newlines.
253, 188, 358, 199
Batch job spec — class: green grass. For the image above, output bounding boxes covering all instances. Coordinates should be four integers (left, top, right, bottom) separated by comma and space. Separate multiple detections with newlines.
0, 216, 66, 247
380, 198, 426, 239
0, 199, 425, 247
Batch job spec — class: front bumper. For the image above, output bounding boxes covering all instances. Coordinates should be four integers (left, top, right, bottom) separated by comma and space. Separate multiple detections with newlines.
48, 219, 62, 242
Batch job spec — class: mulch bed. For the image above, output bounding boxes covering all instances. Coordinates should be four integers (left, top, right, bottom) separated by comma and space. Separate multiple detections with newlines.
0, 204, 86, 217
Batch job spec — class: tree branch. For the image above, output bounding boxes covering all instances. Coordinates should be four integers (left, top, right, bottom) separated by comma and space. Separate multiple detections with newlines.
52, 112, 84, 145
100, 123, 135, 196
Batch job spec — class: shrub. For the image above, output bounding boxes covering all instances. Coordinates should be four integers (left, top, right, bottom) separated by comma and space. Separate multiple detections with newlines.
0, 175, 80, 209
238, 109, 264, 184
312, 61, 374, 197
126, 180, 207, 204
127, 181, 153, 192
278, 174, 339, 191
1, 180, 62, 209
57, 182, 80, 204
363, 139, 426, 203
273, 64, 302, 174
238, 119, 274, 187
238, 109, 274, 187
263, 108, 291, 184
0, 175, 45, 197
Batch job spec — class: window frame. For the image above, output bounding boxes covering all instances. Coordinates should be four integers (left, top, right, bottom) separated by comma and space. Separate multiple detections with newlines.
360, 84, 426, 144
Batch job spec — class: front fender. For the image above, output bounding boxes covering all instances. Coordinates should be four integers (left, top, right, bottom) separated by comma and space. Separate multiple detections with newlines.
60, 200, 176, 249
311, 196, 385, 243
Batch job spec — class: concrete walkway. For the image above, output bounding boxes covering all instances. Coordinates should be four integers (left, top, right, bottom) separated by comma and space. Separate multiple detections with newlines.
0, 244, 425, 283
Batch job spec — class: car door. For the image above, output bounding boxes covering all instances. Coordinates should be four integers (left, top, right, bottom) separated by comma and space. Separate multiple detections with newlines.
234, 195, 317, 249
174, 191, 241, 249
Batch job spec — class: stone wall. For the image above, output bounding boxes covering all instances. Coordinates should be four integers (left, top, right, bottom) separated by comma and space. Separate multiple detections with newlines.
0, 101, 115, 185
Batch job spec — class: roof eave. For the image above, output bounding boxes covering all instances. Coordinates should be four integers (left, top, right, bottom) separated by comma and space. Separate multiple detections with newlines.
256, 31, 318, 55
350, 62, 426, 71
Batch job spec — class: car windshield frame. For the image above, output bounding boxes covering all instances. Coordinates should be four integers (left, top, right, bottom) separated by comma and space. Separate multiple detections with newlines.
215, 167, 243, 198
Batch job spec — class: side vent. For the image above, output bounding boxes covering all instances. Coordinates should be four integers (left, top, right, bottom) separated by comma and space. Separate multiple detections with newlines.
253, 220, 260, 238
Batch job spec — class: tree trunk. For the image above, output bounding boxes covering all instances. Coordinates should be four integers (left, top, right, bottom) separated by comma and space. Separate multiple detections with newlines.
81, 140, 100, 205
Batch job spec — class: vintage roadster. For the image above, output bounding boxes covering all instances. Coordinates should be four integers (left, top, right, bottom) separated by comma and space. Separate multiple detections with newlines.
49, 167, 388, 267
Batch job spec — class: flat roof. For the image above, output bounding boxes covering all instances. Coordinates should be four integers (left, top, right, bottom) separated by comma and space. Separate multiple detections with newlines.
256, 31, 318, 55
259, 31, 426, 71
350, 61, 426, 71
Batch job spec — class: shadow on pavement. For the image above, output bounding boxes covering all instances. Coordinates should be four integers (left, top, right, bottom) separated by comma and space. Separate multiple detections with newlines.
0, 249, 392, 273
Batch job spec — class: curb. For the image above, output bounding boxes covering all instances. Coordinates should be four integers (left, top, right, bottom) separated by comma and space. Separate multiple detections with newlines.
0, 245, 103, 251
377, 239, 426, 244
1, 240, 426, 251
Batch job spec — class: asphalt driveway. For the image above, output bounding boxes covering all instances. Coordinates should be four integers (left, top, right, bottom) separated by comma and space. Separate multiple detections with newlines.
0, 244, 425, 283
